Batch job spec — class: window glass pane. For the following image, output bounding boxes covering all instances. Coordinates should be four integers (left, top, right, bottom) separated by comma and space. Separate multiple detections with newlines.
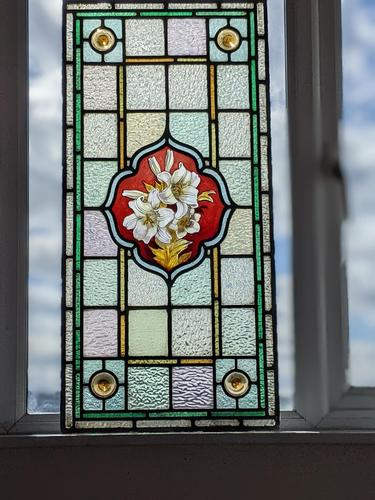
28, 0, 294, 413
341, 0, 375, 386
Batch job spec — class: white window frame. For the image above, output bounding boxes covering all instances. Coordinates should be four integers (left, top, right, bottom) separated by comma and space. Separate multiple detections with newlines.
1, 0, 374, 439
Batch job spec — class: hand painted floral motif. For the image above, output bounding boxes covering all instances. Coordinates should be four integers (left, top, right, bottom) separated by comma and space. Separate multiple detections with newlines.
105, 138, 232, 280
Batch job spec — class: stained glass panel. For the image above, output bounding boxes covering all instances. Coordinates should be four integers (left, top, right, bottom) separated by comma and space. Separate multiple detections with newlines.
62, 0, 279, 432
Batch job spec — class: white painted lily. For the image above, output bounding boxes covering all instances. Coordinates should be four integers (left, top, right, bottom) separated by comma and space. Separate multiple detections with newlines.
123, 195, 174, 245
158, 162, 201, 218
169, 208, 201, 239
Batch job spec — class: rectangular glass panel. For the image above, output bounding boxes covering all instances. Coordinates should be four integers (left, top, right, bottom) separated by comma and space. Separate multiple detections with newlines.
341, 0, 375, 386
62, 0, 280, 431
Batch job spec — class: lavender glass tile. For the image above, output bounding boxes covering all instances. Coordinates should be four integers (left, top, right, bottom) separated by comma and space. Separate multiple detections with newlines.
83, 309, 118, 358
167, 19, 207, 56
172, 366, 214, 409
84, 210, 118, 257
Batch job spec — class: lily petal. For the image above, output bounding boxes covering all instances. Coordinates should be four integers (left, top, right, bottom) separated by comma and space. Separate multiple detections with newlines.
143, 225, 158, 244
175, 200, 188, 219
156, 226, 172, 244
133, 219, 148, 242
157, 171, 172, 185
179, 187, 199, 207
123, 213, 138, 230
159, 187, 177, 205
165, 149, 174, 172
171, 163, 187, 184
122, 189, 145, 199
148, 156, 161, 176
157, 207, 175, 227
190, 172, 201, 188
148, 188, 160, 209
186, 220, 200, 234
132, 196, 152, 217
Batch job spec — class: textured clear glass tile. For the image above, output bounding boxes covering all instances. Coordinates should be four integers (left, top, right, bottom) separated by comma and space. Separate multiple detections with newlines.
84, 161, 118, 207
217, 65, 250, 109
171, 258, 211, 306
220, 209, 253, 255
83, 259, 118, 306
126, 65, 166, 110
170, 112, 209, 157
219, 160, 252, 206
83, 66, 117, 110
218, 112, 251, 157
221, 258, 255, 305
127, 260, 168, 306
128, 367, 170, 410
125, 19, 165, 56
172, 308, 212, 357
221, 308, 256, 356
84, 113, 118, 158
169, 65, 208, 110
126, 112, 166, 157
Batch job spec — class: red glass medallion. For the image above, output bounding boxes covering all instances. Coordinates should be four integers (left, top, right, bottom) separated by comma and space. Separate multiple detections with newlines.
105, 138, 232, 280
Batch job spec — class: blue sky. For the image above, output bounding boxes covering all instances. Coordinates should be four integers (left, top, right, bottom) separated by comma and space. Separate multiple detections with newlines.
28, 0, 292, 411
341, 0, 375, 385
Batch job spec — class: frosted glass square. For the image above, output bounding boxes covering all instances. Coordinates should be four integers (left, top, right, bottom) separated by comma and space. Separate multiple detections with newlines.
215, 358, 235, 383
84, 161, 118, 207
126, 65, 166, 110
128, 310, 168, 356
229, 18, 248, 37
104, 19, 123, 38
209, 42, 228, 63
128, 367, 169, 410
169, 65, 208, 110
105, 387, 125, 411
84, 210, 118, 257
222, 308, 256, 356
83, 309, 118, 357
216, 386, 236, 409
105, 360, 125, 383
209, 18, 226, 38
221, 209, 253, 255
83, 66, 117, 110
83, 42, 101, 63
218, 113, 251, 158
83, 19, 101, 39
172, 367, 213, 409
217, 65, 249, 109
258, 39, 266, 80
238, 385, 258, 409
168, 19, 206, 56
237, 358, 257, 381
125, 19, 165, 56
83, 259, 118, 306
83, 388, 102, 410
83, 360, 102, 383
221, 258, 255, 305
172, 308, 212, 357
127, 113, 166, 157
170, 112, 209, 157
84, 113, 117, 159
171, 258, 211, 306
104, 42, 123, 63
231, 41, 248, 63
219, 160, 252, 206
127, 260, 168, 306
